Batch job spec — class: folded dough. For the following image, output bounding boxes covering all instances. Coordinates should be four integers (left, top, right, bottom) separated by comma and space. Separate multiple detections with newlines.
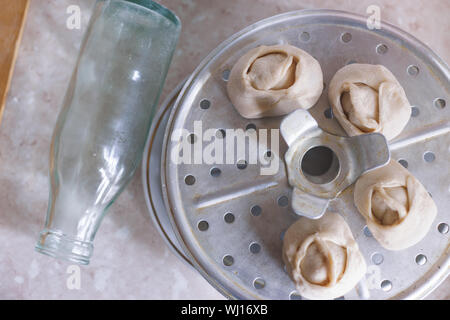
354, 160, 437, 250
282, 213, 366, 300
227, 44, 323, 119
328, 64, 411, 140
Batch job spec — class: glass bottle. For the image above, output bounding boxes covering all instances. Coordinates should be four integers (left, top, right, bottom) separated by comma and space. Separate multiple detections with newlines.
35, 0, 180, 264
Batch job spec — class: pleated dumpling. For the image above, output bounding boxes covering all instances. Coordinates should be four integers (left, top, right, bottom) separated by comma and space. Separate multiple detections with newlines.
328, 64, 411, 140
354, 160, 437, 250
227, 44, 323, 119
282, 213, 366, 300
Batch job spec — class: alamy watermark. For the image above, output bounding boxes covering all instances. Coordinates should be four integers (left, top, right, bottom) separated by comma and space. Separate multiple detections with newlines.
170, 121, 280, 175
66, 5, 81, 30
366, 5, 381, 30
364, 265, 382, 290
66, 264, 81, 290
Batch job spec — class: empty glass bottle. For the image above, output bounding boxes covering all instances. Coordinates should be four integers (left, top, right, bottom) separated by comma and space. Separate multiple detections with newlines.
35, 0, 180, 264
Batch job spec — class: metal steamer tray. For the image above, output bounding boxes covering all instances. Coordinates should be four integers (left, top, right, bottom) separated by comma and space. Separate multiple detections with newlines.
142, 10, 449, 299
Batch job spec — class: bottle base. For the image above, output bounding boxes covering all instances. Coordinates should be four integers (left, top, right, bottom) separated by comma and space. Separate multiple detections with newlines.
35, 229, 93, 265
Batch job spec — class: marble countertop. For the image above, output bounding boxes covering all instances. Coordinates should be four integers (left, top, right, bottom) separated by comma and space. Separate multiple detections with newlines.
0, 0, 448, 299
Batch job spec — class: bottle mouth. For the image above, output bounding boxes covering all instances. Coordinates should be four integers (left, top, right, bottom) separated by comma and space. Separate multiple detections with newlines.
35, 229, 93, 265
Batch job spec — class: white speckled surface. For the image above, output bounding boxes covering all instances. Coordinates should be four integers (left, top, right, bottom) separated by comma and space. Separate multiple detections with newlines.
0, 0, 448, 299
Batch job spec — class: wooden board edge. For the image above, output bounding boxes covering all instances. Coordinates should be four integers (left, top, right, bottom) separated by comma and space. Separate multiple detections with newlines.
0, 0, 30, 126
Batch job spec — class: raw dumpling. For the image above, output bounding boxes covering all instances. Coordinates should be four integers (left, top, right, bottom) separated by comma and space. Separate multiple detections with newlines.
282, 213, 366, 300
328, 64, 411, 140
227, 44, 323, 119
354, 160, 437, 250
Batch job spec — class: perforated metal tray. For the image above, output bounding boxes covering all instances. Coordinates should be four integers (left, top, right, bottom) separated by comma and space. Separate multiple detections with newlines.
143, 9, 449, 300
142, 80, 192, 267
